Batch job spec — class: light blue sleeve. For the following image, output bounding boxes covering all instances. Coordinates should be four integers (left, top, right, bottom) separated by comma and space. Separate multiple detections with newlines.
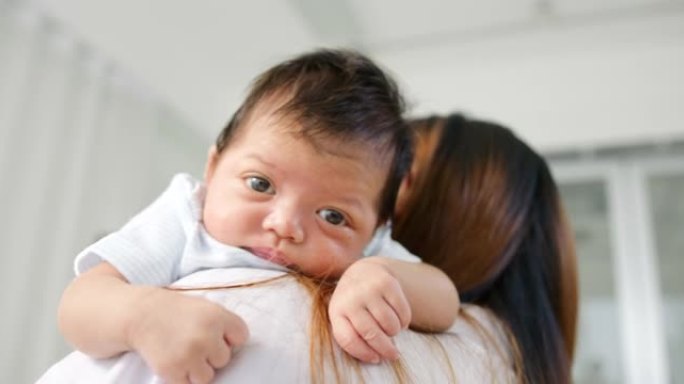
363, 223, 420, 262
74, 173, 200, 285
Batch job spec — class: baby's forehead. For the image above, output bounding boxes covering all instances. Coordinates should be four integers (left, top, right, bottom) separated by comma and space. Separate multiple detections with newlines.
244, 102, 395, 167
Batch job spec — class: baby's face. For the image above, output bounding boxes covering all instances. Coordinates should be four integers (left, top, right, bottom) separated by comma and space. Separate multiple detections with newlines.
202, 111, 389, 278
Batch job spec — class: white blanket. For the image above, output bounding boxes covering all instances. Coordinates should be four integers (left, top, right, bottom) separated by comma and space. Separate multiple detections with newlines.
39, 268, 514, 383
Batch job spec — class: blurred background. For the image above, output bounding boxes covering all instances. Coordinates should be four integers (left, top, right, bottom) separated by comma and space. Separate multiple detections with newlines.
0, 0, 682, 382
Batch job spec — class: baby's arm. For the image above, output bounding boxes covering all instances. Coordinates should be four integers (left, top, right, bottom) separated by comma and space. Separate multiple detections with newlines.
59, 261, 248, 384
328, 256, 459, 363
59, 175, 248, 384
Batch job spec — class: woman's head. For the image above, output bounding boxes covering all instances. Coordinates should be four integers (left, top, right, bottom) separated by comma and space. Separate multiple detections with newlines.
393, 114, 578, 384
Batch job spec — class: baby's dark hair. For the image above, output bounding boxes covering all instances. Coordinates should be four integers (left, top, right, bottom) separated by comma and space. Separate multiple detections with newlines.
215, 49, 412, 223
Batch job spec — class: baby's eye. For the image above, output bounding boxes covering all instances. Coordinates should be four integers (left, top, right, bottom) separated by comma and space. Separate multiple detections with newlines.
246, 176, 275, 194
317, 208, 347, 226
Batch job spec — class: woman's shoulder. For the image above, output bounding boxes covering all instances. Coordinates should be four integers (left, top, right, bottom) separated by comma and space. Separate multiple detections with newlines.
182, 272, 517, 383
452, 303, 510, 340
40, 271, 517, 384
179, 271, 518, 383
384, 304, 516, 383
449, 304, 516, 381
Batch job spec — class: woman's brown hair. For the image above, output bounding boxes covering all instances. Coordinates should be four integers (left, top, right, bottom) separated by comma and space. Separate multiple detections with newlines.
393, 114, 578, 384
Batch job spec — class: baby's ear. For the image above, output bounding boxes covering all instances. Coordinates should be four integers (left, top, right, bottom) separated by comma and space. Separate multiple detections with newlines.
203, 145, 220, 183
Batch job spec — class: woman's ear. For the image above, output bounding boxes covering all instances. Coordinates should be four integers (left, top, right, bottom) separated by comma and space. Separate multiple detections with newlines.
203, 145, 220, 183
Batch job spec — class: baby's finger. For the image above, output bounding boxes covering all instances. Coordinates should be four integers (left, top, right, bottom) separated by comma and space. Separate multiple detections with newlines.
348, 309, 399, 360
222, 311, 249, 349
367, 300, 402, 336
188, 360, 215, 384
154, 360, 187, 384
207, 336, 232, 369
383, 288, 411, 329
165, 373, 190, 384
331, 314, 380, 363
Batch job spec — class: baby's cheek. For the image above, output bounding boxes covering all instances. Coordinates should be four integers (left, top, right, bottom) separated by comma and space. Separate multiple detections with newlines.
202, 208, 238, 244
307, 253, 347, 278
333, 250, 363, 277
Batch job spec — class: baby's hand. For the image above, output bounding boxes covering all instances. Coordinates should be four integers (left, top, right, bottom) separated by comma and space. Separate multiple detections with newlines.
328, 257, 411, 363
127, 288, 248, 384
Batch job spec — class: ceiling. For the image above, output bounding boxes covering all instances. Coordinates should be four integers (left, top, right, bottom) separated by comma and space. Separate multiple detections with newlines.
32, 0, 684, 148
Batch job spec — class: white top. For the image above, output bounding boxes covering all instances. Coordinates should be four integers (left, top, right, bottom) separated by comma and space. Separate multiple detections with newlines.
39, 268, 515, 383
75, 173, 419, 286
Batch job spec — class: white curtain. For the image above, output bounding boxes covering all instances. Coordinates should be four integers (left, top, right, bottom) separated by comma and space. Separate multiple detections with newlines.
0, 2, 207, 382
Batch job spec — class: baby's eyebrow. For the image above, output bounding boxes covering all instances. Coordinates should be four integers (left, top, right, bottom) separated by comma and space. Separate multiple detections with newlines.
332, 195, 365, 212
244, 153, 280, 170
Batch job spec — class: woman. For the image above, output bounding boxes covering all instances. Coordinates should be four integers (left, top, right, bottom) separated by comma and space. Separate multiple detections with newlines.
40, 113, 577, 383
394, 114, 578, 383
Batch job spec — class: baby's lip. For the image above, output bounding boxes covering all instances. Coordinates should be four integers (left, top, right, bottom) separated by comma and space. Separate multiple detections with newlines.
244, 247, 289, 266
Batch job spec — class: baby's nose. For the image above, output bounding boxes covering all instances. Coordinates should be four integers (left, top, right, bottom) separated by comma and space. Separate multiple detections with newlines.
262, 202, 305, 243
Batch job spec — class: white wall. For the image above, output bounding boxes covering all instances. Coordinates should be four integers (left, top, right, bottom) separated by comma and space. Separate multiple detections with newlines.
35, 2, 684, 153
378, 11, 684, 152
0, 4, 207, 382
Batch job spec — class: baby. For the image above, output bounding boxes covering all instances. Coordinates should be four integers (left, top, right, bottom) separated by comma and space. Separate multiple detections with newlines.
57, 49, 459, 384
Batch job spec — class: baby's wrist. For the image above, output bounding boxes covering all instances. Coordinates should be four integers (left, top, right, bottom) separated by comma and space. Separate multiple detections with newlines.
123, 285, 163, 351
359, 255, 398, 275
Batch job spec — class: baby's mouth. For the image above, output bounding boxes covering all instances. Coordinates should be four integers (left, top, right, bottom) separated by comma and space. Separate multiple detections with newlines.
243, 247, 289, 266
